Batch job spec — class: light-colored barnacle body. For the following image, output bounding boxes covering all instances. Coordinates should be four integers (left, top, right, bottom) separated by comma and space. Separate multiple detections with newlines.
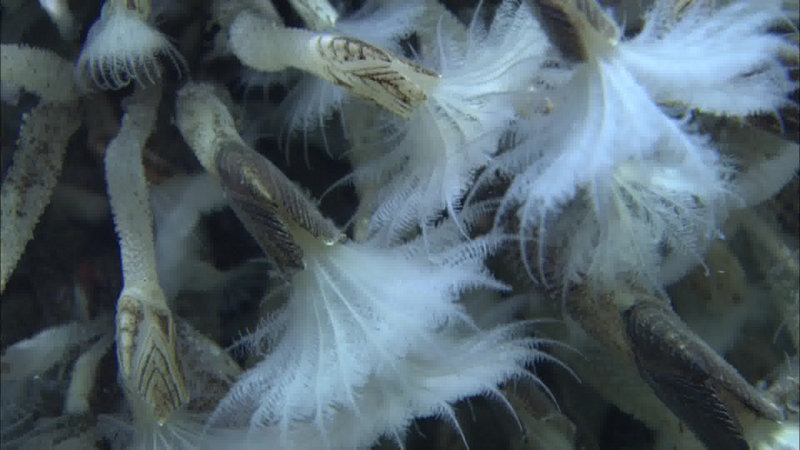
116, 289, 189, 423
215, 139, 344, 271
116, 293, 143, 378
313, 34, 439, 119
228, 11, 439, 119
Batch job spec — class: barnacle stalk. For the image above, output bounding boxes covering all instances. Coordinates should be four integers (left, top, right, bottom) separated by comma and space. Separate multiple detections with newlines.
1, 44, 80, 104
0, 103, 81, 292
104, 87, 189, 424
0, 44, 84, 292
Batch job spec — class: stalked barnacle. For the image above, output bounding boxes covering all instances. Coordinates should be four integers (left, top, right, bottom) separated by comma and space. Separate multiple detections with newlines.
105, 87, 190, 425
229, 10, 439, 120
75, 0, 186, 90
624, 298, 784, 450
174, 82, 554, 449
174, 82, 344, 273
271, 0, 428, 159
215, 139, 346, 272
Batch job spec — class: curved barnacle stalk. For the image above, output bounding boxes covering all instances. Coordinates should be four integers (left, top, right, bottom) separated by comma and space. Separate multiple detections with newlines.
0, 102, 81, 293
38, 0, 80, 41
0, 44, 81, 104
1, 315, 114, 446
1, 43, 84, 293
229, 11, 440, 119
104, 86, 189, 424
175, 82, 344, 273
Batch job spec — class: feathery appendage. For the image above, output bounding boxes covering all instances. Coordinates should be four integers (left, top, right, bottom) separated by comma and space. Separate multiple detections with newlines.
207, 301, 561, 449
556, 154, 732, 292
209, 222, 506, 434
492, 0, 792, 289
497, 76, 734, 289
353, 0, 548, 245
620, 0, 795, 117
75, 1, 186, 90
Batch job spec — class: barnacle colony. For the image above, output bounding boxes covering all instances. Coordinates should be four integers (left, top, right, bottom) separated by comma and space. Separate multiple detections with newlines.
1, 0, 798, 449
